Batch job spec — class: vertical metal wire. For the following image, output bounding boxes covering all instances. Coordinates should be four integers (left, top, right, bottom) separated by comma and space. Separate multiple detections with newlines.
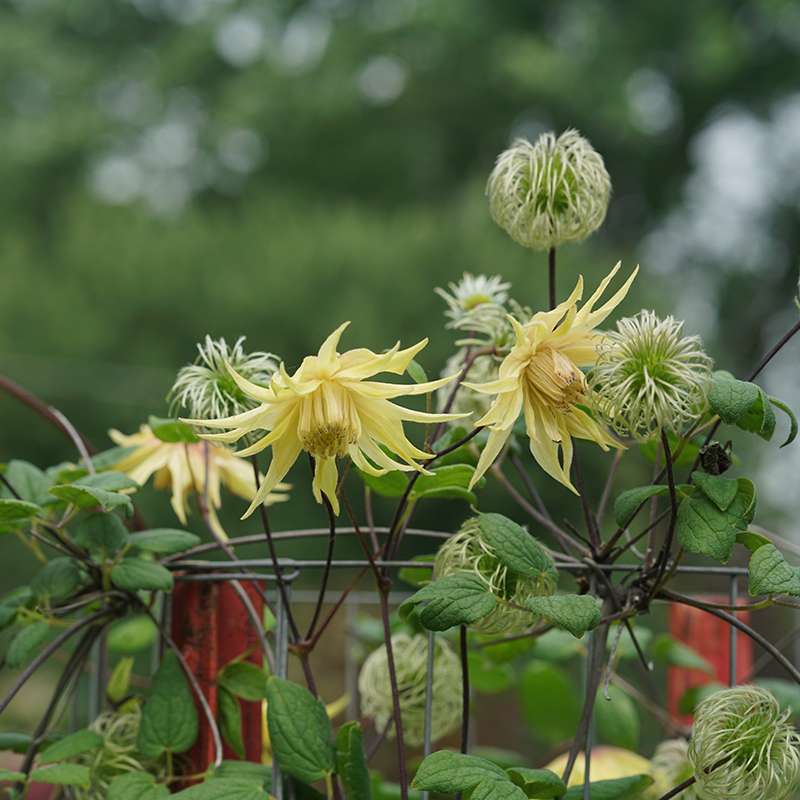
345, 599, 360, 722
582, 590, 595, 800
420, 630, 436, 800
729, 575, 738, 686
272, 580, 291, 800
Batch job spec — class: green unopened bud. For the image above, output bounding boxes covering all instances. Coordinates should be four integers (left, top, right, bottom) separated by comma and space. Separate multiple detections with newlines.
358, 633, 461, 747
487, 130, 610, 251
106, 656, 134, 704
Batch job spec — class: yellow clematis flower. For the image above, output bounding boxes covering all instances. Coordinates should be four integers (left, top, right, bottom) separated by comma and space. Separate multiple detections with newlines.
465, 262, 638, 493
109, 426, 289, 533
182, 322, 465, 517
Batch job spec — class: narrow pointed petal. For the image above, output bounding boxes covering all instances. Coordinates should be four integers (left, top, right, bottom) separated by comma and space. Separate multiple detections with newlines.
468, 427, 510, 488
182, 402, 268, 430
225, 363, 275, 403
580, 265, 639, 329
317, 321, 351, 364
240, 434, 302, 519
312, 456, 340, 515
233, 407, 299, 457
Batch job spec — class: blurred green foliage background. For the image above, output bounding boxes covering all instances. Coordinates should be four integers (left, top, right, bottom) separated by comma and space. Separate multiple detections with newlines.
3, 0, 800, 770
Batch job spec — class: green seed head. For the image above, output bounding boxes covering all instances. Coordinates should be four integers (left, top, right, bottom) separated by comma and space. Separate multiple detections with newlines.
588, 310, 713, 440
434, 517, 557, 635
486, 130, 610, 251
358, 633, 462, 747
688, 686, 800, 800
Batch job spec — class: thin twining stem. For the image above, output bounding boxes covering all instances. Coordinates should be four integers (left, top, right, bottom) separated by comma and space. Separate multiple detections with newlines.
382, 426, 483, 566
305, 494, 337, 641
143, 605, 224, 769
652, 430, 679, 589
0, 608, 113, 716
491, 463, 591, 557
658, 590, 800, 685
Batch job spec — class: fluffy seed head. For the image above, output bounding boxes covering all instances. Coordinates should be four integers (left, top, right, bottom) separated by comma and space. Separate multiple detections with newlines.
169, 336, 278, 429
688, 686, 800, 800
434, 517, 557, 635
436, 273, 513, 347
588, 310, 713, 440
651, 739, 698, 800
487, 130, 610, 250
358, 633, 462, 746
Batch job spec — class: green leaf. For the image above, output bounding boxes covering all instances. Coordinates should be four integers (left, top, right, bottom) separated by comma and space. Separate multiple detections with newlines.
470, 777, 528, 800
266, 677, 335, 784
108, 771, 170, 800
107, 614, 158, 654
29, 763, 91, 787
476, 513, 557, 582
755, 679, 800, 719
0, 460, 53, 505
0, 498, 41, 525
219, 686, 245, 759
531, 629, 581, 661
111, 558, 174, 592
335, 722, 372, 800
640, 432, 700, 468
219, 660, 268, 702
768, 396, 798, 447
400, 574, 497, 631
213, 761, 272, 787
562, 775, 653, 799
431, 425, 478, 467
613, 486, 668, 528
397, 554, 435, 588
31, 557, 87, 602
411, 464, 480, 503
520, 661, 580, 745
149, 416, 200, 443
411, 750, 506, 793
736, 530, 771, 553
39, 729, 104, 763
0, 733, 33, 754
172, 780, 268, 799
692, 472, 738, 511
524, 595, 601, 638
650, 634, 713, 673
0, 604, 17, 630
0, 768, 25, 782
594, 686, 639, 751
406, 359, 428, 384
137, 651, 199, 759
708, 371, 775, 441
678, 683, 723, 715
467, 652, 515, 694
107, 656, 135, 703
748, 544, 800, 596
6, 621, 50, 668
50, 473, 134, 514
73, 512, 129, 558
359, 464, 480, 503
129, 529, 201, 554
708, 371, 761, 424
506, 767, 566, 799
676, 478, 756, 562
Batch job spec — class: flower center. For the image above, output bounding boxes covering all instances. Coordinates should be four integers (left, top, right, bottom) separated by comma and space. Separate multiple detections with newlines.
525, 347, 586, 409
298, 381, 360, 459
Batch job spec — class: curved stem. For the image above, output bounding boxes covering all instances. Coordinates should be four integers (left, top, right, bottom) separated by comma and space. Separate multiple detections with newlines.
0, 374, 95, 469
0, 608, 113, 716
659, 590, 800, 684
657, 775, 696, 800
306, 496, 337, 641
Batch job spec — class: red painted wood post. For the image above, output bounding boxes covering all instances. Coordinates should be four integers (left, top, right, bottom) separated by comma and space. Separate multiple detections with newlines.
171, 580, 264, 777
667, 593, 753, 725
